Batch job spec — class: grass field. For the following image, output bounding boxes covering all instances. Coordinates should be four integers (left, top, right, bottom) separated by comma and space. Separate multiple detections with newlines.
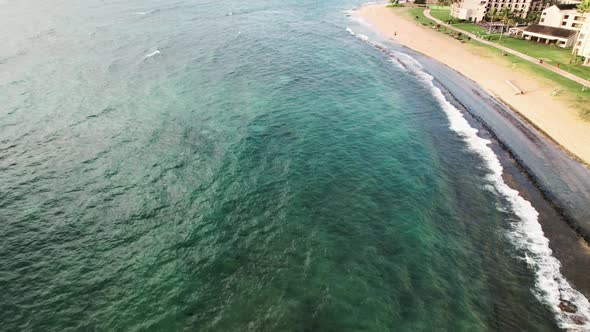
405, 7, 435, 26
483, 36, 590, 80
429, 8, 455, 23
452, 23, 489, 35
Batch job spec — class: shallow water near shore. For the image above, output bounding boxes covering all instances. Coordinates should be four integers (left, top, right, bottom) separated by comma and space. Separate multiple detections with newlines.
1, 0, 589, 330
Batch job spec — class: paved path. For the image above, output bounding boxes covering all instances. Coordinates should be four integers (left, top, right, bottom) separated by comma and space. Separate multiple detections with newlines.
424, 9, 590, 87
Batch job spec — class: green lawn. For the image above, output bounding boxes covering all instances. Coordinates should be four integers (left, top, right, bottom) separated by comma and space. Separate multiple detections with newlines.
484, 36, 590, 80
429, 8, 454, 23
405, 7, 435, 26
452, 23, 489, 35
446, 22, 590, 80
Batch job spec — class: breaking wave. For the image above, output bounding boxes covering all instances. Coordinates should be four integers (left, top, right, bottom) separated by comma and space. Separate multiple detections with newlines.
347, 27, 590, 330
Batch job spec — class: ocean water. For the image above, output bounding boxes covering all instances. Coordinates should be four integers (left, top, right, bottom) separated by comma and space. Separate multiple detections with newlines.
1, 0, 588, 331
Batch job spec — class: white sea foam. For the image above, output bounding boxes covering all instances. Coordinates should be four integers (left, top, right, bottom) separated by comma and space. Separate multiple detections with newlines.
133, 9, 159, 15
346, 27, 406, 70
145, 50, 161, 59
347, 28, 590, 330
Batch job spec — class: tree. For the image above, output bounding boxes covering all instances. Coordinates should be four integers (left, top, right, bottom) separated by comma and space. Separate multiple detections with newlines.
571, 0, 590, 63
485, 8, 498, 22
498, 9, 516, 41
526, 11, 541, 23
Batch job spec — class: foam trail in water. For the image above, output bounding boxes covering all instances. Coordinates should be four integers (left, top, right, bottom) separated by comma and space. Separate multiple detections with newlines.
346, 28, 406, 71
145, 50, 161, 59
347, 28, 590, 330
133, 9, 159, 15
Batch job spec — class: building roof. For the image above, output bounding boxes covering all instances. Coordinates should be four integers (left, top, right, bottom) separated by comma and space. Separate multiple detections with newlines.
524, 24, 577, 38
555, 3, 579, 10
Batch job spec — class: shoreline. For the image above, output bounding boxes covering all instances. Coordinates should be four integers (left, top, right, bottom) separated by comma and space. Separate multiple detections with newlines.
348, 5, 590, 327
355, 4, 590, 166
352, 2, 590, 255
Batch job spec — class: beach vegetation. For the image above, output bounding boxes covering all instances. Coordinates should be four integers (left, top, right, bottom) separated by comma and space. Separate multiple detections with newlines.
405, 7, 436, 25
525, 11, 541, 23
387, 0, 405, 7
429, 7, 459, 23
480, 36, 590, 79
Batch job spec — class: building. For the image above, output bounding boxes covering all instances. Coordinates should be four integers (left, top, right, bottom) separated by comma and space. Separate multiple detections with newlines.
575, 20, 590, 65
516, 2, 589, 64
451, 0, 487, 22
522, 2, 590, 60
520, 24, 578, 47
539, 3, 586, 29
485, 0, 537, 18
450, 0, 590, 65
451, 0, 549, 23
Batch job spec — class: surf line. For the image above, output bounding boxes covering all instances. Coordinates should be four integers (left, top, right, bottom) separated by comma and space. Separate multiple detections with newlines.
347, 27, 590, 330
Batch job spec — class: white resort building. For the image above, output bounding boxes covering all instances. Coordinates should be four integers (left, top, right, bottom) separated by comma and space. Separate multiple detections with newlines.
539, 3, 585, 29
518, 4, 583, 47
450, 0, 486, 23
513, 3, 590, 64
451, 0, 590, 65
576, 19, 590, 65
519, 24, 578, 47
450, 0, 548, 23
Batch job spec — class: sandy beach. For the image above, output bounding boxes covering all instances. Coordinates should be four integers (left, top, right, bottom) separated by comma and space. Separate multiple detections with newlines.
356, 4, 590, 165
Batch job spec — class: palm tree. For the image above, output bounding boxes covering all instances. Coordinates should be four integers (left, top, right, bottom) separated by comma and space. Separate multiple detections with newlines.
498, 8, 516, 41
571, 0, 590, 63
485, 8, 499, 34
526, 11, 541, 24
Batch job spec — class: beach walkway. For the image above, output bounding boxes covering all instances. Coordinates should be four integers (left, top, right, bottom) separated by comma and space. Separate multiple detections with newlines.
423, 9, 590, 88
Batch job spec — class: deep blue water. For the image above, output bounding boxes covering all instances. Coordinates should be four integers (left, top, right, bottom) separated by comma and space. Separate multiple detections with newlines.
0, 0, 587, 330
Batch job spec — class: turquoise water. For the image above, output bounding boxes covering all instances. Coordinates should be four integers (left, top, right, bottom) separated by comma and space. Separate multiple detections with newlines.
0, 0, 581, 330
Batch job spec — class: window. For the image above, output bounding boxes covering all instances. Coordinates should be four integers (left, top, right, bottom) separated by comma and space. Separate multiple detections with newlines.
540, 18, 545, 22
573, 23, 582, 28
562, 21, 567, 25
564, 15, 570, 19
